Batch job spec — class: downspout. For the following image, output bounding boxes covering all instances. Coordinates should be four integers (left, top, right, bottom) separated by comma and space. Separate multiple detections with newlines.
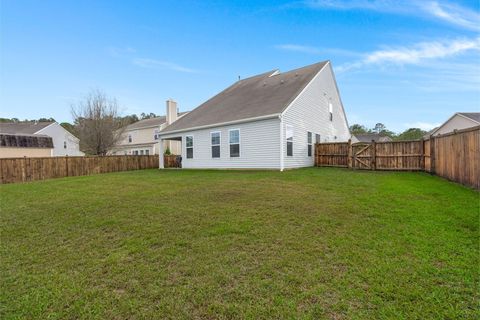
279, 115, 284, 171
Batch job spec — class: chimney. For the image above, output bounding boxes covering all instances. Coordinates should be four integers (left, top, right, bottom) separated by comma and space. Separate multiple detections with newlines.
166, 99, 178, 125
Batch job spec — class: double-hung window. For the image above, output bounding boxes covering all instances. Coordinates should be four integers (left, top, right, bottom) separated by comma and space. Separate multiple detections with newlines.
211, 132, 221, 158
154, 129, 160, 140
316, 134, 321, 144
307, 132, 312, 157
128, 134, 132, 143
286, 125, 293, 156
229, 129, 240, 157
186, 135, 194, 159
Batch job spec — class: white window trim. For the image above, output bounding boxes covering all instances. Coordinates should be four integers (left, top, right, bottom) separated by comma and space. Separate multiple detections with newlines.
286, 125, 293, 157
210, 131, 221, 159
185, 135, 194, 159
228, 128, 241, 158
307, 131, 312, 157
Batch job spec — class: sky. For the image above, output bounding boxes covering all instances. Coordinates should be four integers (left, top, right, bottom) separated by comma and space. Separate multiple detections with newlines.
1, 0, 479, 132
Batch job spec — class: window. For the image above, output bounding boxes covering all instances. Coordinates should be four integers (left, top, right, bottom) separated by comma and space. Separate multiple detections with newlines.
186, 136, 194, 159
128, 134, 132, 143
154, 129, 160, 140
286, 125, 293, 156
307, 132, 312, 157
315, 134, 321, 144
133, 150, 138, 155
229, 129, 240, 157
329, 102, 333, 121
140, 150, 144, 155
124, 151, 127, 155
145, 149, 149, 155
211, 132, 221, 158
63, 141, 67, 149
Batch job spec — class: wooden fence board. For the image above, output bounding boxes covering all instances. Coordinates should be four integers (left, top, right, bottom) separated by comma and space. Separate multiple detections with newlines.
0, 155, 159, 184
315, 126, 480, 189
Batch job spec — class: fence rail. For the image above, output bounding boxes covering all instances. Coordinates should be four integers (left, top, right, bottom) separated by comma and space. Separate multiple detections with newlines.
315, 126, 480, 189
0, 155, 159, 184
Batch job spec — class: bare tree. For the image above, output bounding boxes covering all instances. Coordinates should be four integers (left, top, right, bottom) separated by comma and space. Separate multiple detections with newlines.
71, 90, 126, 155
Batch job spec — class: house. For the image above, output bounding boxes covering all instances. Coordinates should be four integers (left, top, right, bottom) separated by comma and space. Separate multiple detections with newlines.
111, 99, 188, 155
158, 61, 350, 170
0, 121, 84, 157
351, 133, 392, 143
427, 112, 480, 137
0, 133, 53, 158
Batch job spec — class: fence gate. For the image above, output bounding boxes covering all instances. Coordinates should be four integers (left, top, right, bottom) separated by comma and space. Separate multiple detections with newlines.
352, 143, 373, 169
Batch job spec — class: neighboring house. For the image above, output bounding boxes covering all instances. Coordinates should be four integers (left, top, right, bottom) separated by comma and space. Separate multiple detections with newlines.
0, 133, 53, 158
111, 99, 188, 155
351, 133, 392, 143
427, 112, 480, 137
159, 61, 350, 170
0, 121, 84, 157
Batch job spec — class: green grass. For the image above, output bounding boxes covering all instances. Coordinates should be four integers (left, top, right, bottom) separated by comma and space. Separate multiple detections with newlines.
0, 168, 478, 319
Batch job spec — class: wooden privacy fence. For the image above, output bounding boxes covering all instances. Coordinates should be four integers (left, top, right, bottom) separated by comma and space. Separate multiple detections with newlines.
164, 155, 181, 168
0, 155, 159, 184
315, 126, 480, 189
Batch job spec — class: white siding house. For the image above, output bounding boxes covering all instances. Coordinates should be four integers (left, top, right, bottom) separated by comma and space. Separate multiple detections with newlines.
428, 112, 480, 137
158, 61, 350, 170
0, 121, 84, 156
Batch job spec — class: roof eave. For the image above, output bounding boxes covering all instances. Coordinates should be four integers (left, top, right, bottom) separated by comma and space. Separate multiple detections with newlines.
159, 113, 281, 136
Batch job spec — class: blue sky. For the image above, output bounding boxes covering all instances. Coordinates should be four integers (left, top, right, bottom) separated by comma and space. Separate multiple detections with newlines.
1, 0, 479, 132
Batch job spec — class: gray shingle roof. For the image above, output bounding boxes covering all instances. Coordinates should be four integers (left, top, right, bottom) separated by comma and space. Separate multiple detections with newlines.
126, 112, 189, 130
161, 61, 329, 133
0, 122, 53, 134
353, 133, 392, 143
458, 112, 480, 123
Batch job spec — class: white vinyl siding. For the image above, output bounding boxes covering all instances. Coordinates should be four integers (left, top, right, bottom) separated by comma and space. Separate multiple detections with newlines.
161, 118, 281, 169
282, 63, 350, 168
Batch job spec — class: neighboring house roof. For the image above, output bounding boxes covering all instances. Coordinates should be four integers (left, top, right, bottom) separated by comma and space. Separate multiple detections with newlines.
161, 61, 329, 134
0, 122, 53, 134
429, 112, 480, 136
458, 112, 480, 123
125, 112, 189, 131
352, 133, 392, 143
0, 133, 53, 148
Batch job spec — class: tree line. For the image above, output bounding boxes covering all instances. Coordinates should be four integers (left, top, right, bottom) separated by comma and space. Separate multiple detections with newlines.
349, 123, 428, 141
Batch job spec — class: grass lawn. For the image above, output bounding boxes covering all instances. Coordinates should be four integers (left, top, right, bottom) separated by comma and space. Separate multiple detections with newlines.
0, 168, 478, 319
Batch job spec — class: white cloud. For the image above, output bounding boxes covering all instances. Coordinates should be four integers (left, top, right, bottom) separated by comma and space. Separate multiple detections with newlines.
404, 121, 441, 130
337, 37, 480, 72
275, 44, 360, 56
303, 0, 480, 31
275, 44, 321, 54
132, 58, 197, 73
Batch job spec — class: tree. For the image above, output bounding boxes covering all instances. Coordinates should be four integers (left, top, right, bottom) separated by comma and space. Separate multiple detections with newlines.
395, 128, 426, 141
373, 123, 386, 133
60, 122, 76, 135
349, 124, 370, 134
71, 90, 127, 155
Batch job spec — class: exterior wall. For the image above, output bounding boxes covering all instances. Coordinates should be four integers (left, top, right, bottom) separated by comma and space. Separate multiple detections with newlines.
116, 125, 181, 155
433, 115, 478, 136
282, 63, 350, 168
36, 123, 84, 156
0, 147, 52, 158
161, 118, 281, 169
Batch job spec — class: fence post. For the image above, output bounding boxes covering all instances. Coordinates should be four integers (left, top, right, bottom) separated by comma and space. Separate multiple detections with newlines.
371, 140, 376, 171
420, 138, 425, 171
65, 155, 69, 177
347, 139, 352, 169
429, 136, 435, 174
